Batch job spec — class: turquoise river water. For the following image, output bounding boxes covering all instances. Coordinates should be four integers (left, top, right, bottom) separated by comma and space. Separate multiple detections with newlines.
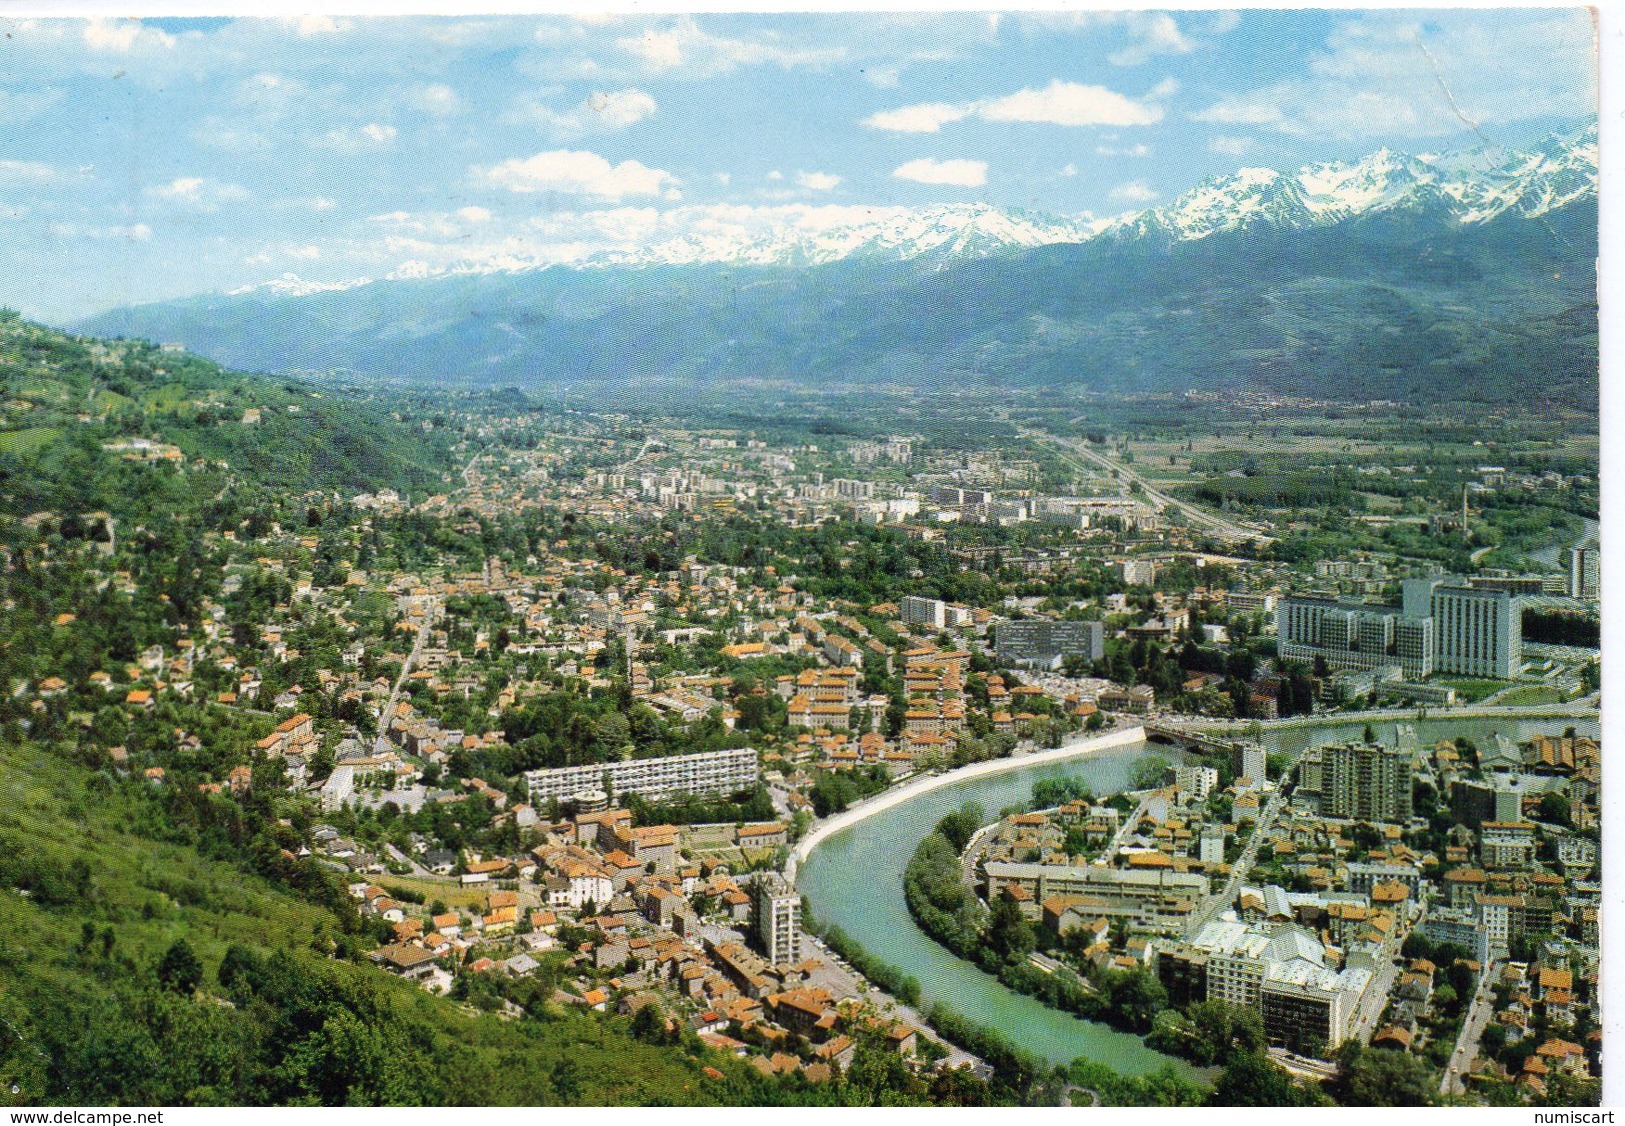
795, 713, 1598, 1074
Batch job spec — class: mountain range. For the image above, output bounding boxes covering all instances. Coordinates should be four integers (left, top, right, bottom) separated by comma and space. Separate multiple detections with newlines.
77, 125, 1599, 409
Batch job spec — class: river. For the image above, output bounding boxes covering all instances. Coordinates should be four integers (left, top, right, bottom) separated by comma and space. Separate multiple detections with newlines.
795, 712, 1597, 1075
1529, 515, 1599, 569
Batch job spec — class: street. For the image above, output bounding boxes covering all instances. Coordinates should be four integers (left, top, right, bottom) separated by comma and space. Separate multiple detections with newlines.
797, 929, 984, 1072
1440, 959, 1499, 1098
373, 601, 437, 755
1185, 781, 1289, 937
1026, 429, 1275, 545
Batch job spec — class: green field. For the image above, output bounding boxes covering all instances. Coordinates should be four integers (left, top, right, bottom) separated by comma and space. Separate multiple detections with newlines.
1430, 677, 1512, 704
1494, 685, 1569, 707
0, 426, 61, 454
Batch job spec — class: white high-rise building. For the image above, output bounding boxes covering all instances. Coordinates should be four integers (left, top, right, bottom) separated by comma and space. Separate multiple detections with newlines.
1404, 579, 1522, 679
1175, 764, 1220, 802
753, 873, 802, 965
899, 595, 948, 630
1568, 541, 1600, 601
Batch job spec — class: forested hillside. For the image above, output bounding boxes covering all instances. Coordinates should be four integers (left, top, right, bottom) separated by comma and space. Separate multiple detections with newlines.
0, 311, 456, 520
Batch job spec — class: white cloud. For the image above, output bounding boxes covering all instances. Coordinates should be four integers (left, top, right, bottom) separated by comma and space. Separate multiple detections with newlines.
616, 16, 843, 78
284, 15, 351, 38
409, 83, 464, 118
1207, 135, 1256, 156
1107, 14, 1196, 67
1189, 11, 1596, 140
865, 80, 1162, 134
457, 206, 493, 224
49, 220, 152, 242
235, 73, 310, 117
795, 171, 842, 192
0, 88, 62, 126
0, 159, 55, 183
766, 170, 783, 181
1192, 98, 1285, 128
1109, 181, 1159, 204
520, 88, 657, 139
1095, 142, 1152, 158
893, 157, 987, 187
476, 149, 679, 200
315, 123, 398, 150
145, 176, 250, 210
1061, 163, 1078, 177
862, 102, 971, 133
981, 80, 1163, 127
82, 18, 174, 54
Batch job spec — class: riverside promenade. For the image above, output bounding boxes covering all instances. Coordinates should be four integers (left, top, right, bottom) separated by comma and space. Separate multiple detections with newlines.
786, 724, 1146, 883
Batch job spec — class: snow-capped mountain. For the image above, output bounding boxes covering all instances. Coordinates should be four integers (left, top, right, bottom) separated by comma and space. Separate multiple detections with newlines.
578, 203, 1109, 270
221, 125, 1596, 297
1114, 123, 1597, 242
226, 273, 375, 298
79, 123, 1596, 410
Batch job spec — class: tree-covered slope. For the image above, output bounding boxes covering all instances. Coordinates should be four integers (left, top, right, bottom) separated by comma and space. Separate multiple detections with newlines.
0, 311, 457, 520
0, 740, 773, 1106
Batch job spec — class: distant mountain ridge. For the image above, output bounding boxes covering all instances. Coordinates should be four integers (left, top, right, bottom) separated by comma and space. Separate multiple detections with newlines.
215, 124, 1598, 292
1109, 124, 1596, 243
75, 125, 1599, 410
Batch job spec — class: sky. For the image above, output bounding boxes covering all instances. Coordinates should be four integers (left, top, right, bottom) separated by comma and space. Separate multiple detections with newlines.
0, 7, 1601, 324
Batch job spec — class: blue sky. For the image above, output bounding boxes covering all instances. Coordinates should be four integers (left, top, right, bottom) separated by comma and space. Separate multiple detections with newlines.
0, 8, 1599, 323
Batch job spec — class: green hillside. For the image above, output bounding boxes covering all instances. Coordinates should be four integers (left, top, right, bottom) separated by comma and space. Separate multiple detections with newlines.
0, 740, 758, 1106
0, 310, 456, 520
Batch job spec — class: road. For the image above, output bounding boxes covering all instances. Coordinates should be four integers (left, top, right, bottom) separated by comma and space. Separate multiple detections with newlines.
1028, 430, 1275, 545
1441, 959, 1499, 1098
373, 604, 437, 754
1347, 944, 1404, 1045
960, 821, 1002, 901
1184, 781, 1289, 937
1062, 1084, 1102, 1107
701, 921, 983, 1072
1196, 696, 1600, 737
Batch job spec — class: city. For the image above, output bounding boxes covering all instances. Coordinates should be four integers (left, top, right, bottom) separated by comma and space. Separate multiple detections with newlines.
0, 8, 1605, 1113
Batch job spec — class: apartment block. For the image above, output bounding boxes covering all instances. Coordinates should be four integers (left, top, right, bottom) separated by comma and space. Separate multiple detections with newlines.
526, 746, 758, 803
994, 618, 1105, 668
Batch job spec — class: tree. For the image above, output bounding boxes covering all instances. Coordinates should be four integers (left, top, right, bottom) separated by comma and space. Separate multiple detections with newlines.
1333, 1042, 1435, 1107
157, 938, 204, 995
1209, 1051, 1329, 1107
1537, 792, 1572, 828
1104, 966, 1167, 1033
1176, 999, 1264, 1064
630, 1001, 671, 1045
1130, 755, 1170, 791
935, 802, 984, 852
987, 896, 1035, 962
